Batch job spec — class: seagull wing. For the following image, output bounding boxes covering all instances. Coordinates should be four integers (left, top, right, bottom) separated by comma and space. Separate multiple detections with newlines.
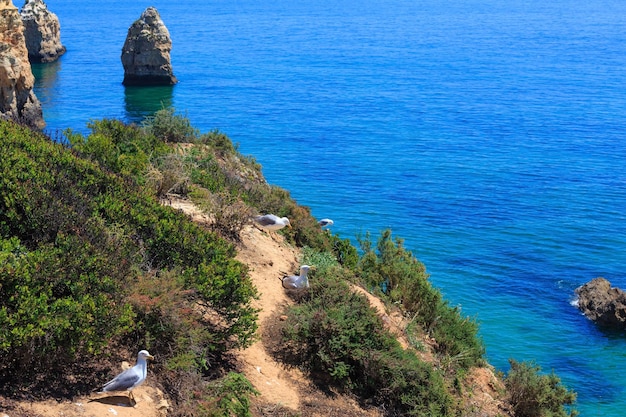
283, 274, 309, 289
282, 275, 298, 289
101, 366, 142, 392
255, 215, 279, 227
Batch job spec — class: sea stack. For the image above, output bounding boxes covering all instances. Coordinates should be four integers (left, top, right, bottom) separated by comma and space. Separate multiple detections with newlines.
575, 277, 626, 330
20, 0, 66, 63
0, 0, 45, 129
121, 7, 177, 86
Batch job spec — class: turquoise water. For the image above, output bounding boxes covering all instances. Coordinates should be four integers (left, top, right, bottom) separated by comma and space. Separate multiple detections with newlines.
33, 0, 626, 414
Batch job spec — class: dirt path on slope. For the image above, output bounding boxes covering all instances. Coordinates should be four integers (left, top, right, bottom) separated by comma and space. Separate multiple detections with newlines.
234, 225, 305, 411
234, 225, 384, 417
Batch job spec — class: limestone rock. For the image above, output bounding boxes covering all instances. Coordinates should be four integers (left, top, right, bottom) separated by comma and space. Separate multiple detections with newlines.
121, 7, 177, 86
0, 0, 44, 129
20, 0, 66, 63
575, 277, 626, 329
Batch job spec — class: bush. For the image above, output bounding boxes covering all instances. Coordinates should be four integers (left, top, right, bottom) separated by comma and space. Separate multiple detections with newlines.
200, 129, 237, 155
203, 192, 255, 242
277, 270, 455, 416
146, 153, 192, 197
67, 118, 170, 180
357, 230, 484, 370
159, 370, 258, 417
505, 359, 578, 417
142, 107, 200, 143
198, 372, 259, 417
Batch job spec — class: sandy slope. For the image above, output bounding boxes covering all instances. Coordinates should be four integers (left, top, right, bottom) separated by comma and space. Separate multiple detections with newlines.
234, 225, 304, 411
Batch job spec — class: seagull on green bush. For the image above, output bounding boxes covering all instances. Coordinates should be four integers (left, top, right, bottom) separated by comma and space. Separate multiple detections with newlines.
318, 218, 334, 227
97, 350, 155, 404
282, 265, 312, 289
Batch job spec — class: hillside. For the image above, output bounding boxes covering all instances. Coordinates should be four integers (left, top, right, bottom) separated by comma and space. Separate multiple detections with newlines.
6, 196, 510, 417
0, 115, 578, 417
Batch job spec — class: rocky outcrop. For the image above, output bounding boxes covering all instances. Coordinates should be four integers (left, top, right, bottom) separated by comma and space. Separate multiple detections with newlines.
0, 0, 44, 129
121, 7, 177, 86
19, 0, 66, 63
575, 277, 626, 329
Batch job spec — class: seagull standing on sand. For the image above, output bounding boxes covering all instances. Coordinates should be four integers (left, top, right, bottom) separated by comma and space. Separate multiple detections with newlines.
253, 214, 292, 235
282, 265, 312, 289
98, 350, 155, 404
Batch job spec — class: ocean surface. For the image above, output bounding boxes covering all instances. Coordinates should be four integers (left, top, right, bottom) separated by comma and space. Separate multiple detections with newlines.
32, 0, 626, 415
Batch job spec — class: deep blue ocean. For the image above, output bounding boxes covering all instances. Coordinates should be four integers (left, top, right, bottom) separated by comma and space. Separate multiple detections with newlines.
32, 0, 626, 415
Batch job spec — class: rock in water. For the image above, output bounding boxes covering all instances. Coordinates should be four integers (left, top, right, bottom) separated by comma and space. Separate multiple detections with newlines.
575, 277, 626, 330
0, 0, 44, 129
20, 0, 66, 63
121, 7, 177, 86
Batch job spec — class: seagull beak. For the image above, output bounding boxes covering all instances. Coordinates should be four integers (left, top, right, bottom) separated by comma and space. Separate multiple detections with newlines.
147, 354, 155, 361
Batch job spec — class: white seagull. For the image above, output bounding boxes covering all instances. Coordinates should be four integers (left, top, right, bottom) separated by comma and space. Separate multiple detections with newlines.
98, 350, 155, 404
253, 214, 292, 233
282, 265, 312, 289
318, 218, 334, 227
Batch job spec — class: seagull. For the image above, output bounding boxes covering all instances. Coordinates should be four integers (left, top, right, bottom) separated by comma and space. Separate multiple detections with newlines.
253, 214, 292, 235
98, 350, 155, 404
282, 265, 312, 289
318, 218, 334, 227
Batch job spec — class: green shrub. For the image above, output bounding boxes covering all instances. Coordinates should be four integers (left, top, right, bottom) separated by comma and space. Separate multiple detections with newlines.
357, 230, 484, 370
330, 234, 359, 269
142, 107, 200, 143
126, 269, 214, 370
146, 153, 192, 197
200, 129, 237, 155
158, 370, 258, 417
187, 147, 230, 193
198, 372, 259, 417
0, 235, 136, 379
301, 247, 340, 272
505, 359, 578, 417
67, 118, 170, 180
277, 270, 455, 416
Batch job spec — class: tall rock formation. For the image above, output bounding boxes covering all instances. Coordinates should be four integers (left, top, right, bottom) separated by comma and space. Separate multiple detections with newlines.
20, 0, 66, 63
121, 7, 177, 86
0, 0, 44, 129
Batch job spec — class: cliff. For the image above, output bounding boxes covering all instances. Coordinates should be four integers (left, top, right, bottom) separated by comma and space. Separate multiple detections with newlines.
0, 0, 44, 129
20, 0, 66, 63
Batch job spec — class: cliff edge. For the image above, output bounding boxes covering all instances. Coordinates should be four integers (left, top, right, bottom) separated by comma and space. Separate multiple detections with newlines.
0, 0, 44, 129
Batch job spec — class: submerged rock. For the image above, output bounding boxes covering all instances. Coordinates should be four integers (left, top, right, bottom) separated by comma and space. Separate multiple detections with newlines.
0, 0, 44, 129
121, 7, 177, 86
575, 277, 626, 330
20, 0, 66, 63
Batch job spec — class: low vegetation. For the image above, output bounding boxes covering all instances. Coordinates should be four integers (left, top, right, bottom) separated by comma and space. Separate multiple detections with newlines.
0, 109, 577, 416
505, 360, 578, 417
276, 253, 455, 416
